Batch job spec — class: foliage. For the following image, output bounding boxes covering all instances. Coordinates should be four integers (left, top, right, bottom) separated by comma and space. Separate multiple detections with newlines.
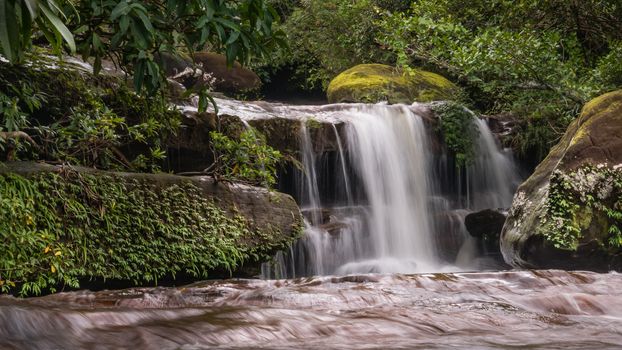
0, 80, 46, 158
258, 0, 392, 90
378, 0, 622, 161
210, 128, 282, 188
541, 165, 622, 250
0, 169, 291, 296
0, 0, 75, 62
1, 0, 285, 96
0, 60, 180, 171
433, 102, 479, 167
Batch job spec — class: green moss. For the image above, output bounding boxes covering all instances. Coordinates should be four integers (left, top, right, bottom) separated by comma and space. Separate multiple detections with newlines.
580, 90, 622, 119
574, 206, 593, 231
305, 118, 322, 129
326, 64, 458, 104
0, 170, 290, 296
540, 165, 622, 251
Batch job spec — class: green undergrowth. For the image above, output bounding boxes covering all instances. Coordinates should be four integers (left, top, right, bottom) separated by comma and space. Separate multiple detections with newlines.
541, 164, 622, 250
0, 170, 281, 296
433, 102, 479, 167
0, 56, 181, 171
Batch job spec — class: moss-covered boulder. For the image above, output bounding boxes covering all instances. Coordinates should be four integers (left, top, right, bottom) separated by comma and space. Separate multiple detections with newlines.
326, 64, 458, 104
500, 90, 622, 271
0, 162, 303, 295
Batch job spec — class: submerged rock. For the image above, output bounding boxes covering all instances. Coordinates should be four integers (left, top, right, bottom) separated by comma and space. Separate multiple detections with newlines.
501, 90, 622, 271
326, 64, 458, 104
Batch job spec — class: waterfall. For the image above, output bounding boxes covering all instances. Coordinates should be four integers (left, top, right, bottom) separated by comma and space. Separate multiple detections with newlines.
467, 118, 521, 210
331, 124, 353, 206
298, 123, 322, 226
201, 100, 523, 277
338, 105, 437, 273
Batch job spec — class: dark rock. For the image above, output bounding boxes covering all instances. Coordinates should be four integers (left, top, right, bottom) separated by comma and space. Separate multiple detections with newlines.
465, 209, 507, 239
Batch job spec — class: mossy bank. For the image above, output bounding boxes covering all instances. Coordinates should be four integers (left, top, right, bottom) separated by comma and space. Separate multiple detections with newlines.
0, 162, 303, 296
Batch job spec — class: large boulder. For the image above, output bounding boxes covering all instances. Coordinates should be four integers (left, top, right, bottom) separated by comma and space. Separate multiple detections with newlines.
500, 90, 622, 271
326, 64, 458, 104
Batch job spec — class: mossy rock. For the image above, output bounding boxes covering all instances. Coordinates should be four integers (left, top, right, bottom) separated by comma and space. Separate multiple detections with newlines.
500, 90, 622, 271
326, 64, 458, 104
0, 162, 303, 295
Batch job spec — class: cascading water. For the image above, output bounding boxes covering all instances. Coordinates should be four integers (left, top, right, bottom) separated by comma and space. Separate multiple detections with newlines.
468, 118, 521, 210
257, 101, 521, 277
339, 105, 437, 273
181, 97, 520, 276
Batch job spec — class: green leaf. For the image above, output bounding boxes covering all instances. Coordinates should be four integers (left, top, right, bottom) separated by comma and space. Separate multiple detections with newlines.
39, 3, 76, 53
0, 1, 18, 62
110, 1, 130, 21
119, 15, 130, 34
23, 0, 38, 19
225, 31, 240, 45
132, 6, 153, 32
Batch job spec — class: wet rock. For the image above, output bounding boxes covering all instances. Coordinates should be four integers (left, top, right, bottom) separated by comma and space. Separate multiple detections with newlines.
326, 64, 458, 104
501, 90, 622, 271
465, 209, 507, 257
465, 209, 507, 240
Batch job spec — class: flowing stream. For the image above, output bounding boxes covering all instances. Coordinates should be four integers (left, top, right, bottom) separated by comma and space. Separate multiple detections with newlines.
2, 270, 622, 349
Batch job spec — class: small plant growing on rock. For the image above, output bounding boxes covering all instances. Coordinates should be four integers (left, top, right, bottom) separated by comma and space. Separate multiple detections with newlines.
209, 128, 282, 189
433, 101, 479, 168
541, 164, 622, 250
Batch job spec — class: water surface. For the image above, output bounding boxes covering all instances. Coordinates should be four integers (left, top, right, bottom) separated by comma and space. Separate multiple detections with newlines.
2, 270, 621, 349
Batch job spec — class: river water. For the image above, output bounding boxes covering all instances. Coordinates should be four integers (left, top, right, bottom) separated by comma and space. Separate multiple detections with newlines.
2, 270, 622, 349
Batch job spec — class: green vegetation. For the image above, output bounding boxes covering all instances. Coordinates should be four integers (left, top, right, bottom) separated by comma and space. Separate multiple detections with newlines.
1, 0, 284, 95
433, 102, 479, 167
0, 169, 297, 296
261, 0, 622, 161
0, 59, 179, 171
542, 165, 622, 250
210, 128, 282, 188
260, 0, 390, 90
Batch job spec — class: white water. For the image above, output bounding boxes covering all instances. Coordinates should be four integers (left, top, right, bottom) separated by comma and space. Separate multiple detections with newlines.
343, 105, 437, 271
179, 97, 520, 276
468, 118, 521, 210
264, 103, 520, 276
